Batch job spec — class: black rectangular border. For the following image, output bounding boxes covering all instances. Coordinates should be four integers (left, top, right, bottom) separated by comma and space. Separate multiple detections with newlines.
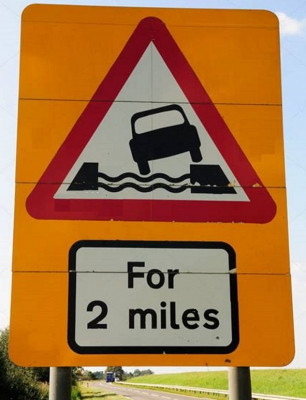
68, 240, 239, 355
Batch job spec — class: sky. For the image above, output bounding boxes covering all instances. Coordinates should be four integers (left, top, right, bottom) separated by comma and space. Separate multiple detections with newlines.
0, 0, 305, 375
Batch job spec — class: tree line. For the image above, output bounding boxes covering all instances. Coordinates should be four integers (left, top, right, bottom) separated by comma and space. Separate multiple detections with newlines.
76, 366, 153, 381
0, 328, 48, 400
0, 328, 153, 399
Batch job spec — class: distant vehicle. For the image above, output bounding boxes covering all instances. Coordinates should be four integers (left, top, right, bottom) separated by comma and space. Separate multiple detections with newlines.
106, 371, 115, 383
130, 104, 202, 175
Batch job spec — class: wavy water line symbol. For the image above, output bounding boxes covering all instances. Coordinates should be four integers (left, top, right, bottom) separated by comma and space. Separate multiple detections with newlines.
67, 162, 236, 194
97, 172, 190, 193
98, 182, 190, 193
98, 171, 190, 183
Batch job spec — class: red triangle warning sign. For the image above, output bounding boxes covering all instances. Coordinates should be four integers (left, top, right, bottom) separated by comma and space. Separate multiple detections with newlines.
26, 17, 276, 223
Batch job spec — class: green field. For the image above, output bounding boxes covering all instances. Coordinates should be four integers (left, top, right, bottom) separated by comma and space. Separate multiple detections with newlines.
128, 369, 306, 398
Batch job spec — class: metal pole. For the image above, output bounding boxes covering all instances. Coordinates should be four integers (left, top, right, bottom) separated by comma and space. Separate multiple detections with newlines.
228, 367, 252, 400
49, 367, 72, 400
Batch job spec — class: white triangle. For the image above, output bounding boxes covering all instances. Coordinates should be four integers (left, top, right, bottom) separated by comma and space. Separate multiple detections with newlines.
54, 43, 249, 203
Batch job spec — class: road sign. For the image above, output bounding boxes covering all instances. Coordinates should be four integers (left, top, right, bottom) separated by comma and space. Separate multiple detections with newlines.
68, 241, 238, 354
10, 5, 294, 367
26, 16, 275, 223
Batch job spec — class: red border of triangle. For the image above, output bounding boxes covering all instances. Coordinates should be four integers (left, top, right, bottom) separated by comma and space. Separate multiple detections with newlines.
26, 17, 276, 223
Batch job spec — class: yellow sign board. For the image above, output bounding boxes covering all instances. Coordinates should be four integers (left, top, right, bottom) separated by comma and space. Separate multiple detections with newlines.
10, 4, 294, 367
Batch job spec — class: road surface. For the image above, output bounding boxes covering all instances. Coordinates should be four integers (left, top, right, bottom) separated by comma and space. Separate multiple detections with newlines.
91, 381, 211, 400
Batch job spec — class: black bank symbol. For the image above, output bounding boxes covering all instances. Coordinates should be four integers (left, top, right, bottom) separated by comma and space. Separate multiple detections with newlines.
68, 104, 236, 194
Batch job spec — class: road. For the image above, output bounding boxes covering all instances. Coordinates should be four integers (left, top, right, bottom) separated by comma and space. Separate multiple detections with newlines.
91, 381, 210, 400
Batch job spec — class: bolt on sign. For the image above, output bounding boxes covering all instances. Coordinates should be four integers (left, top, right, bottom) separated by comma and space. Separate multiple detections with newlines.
10, 5, 294, 367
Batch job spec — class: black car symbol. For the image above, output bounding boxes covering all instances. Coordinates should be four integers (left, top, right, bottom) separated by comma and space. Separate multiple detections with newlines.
129, 104, 202, 175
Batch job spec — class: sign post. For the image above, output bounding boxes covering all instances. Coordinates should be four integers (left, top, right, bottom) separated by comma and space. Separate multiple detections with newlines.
10, 5, 293, 370
49, 368, 72, 400
228, 367, 252, 400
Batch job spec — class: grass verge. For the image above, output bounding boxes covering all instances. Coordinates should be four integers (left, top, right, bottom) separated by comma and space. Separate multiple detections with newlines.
79, 385, 127, 400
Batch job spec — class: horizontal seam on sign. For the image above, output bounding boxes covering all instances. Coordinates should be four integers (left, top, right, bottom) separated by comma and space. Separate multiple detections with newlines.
18, 98, 282, 107
12, 271, 292, 276
15, 182, 287, 189
22, 20, 279, 30
12, 270, 68, 273
67, 272, 292, 276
